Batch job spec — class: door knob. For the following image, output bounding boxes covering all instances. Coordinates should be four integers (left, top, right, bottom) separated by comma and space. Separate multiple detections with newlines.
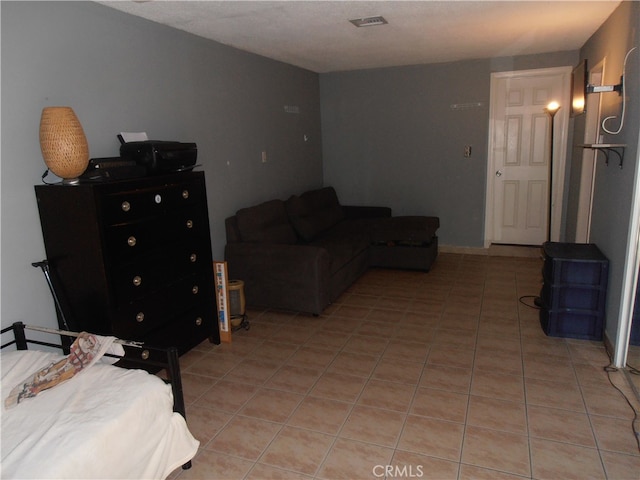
496, 170, 503, 177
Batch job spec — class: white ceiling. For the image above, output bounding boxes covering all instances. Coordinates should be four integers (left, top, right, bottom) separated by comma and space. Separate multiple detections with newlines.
100, 0, 621, 73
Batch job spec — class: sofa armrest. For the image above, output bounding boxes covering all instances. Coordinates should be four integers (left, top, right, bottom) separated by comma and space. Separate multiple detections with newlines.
342, 205, 392, 219
224, 243, 332, 315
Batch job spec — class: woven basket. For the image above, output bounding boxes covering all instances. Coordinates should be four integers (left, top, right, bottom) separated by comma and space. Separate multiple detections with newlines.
39, 107, 89, 179
228, 280, 246, 317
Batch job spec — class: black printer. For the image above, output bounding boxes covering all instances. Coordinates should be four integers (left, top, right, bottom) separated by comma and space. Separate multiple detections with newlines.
120, 140, 197, 175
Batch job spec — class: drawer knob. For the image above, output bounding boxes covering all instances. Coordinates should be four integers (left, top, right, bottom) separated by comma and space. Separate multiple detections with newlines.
195, 317, 203, 326
154, 194, 162, 204
182, 190, 190, 199
127, 236, 137, 247
133, 275, 142, 286
121, 201, 131, 212
136, 312, 145, 323
192, 285, 199, 294
141, 350, 150, 360
186, 219, 193, 229
190, 253, 197, 263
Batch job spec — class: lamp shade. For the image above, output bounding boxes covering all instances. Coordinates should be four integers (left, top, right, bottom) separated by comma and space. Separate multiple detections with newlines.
39, 107, 89, 182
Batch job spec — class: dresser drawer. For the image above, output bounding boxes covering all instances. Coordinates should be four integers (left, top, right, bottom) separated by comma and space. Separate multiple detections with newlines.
111, 243, 212, 303
115, 302, 212, 347
143, 307, 215, 354
101, 178, 206, 224
104, 208, 209, 261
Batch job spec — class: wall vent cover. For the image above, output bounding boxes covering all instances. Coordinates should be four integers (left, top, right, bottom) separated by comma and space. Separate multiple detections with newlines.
349, 16, 388, 27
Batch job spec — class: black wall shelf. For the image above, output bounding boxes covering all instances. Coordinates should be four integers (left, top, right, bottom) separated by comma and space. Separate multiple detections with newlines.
579, 143, 627, 168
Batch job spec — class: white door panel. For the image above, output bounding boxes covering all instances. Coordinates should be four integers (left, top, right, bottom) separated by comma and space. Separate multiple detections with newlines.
486, 67, 571, 246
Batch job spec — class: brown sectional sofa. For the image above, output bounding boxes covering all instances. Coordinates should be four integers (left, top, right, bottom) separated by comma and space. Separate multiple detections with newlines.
224, 187, 439, 315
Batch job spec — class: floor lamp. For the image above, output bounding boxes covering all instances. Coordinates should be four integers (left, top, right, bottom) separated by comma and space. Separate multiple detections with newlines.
535, 101, 561, 308
544, 101, 561, 243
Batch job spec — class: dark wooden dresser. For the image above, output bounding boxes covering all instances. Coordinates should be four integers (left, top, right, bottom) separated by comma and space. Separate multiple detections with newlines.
35, 171, 220, 354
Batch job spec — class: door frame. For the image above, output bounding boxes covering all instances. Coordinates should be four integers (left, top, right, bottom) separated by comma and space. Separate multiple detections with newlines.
613, 125, 640, 368
484, 66, 572, 247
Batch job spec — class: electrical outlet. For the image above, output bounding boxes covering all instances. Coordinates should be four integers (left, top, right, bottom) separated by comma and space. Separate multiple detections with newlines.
261, 151, 267, 163
464, 145, 472, 157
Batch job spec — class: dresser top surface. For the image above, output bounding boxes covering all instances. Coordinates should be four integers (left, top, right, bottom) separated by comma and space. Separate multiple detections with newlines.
34, 171, 204, 192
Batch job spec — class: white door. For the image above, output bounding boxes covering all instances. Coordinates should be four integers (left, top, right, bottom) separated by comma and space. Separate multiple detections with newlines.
486, 67, 571, 246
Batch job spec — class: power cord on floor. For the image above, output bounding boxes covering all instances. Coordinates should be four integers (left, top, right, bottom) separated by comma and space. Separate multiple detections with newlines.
519, 289, 639, 450
602, 349, 640, 453
518, 295, 540, 309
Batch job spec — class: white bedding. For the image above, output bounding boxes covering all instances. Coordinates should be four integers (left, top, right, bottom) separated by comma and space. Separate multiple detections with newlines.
1, 350, 199, 479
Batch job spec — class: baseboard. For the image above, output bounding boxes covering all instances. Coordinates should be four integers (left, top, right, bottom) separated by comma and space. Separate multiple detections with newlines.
439, 245, 488, 255
440, 244, 542, 258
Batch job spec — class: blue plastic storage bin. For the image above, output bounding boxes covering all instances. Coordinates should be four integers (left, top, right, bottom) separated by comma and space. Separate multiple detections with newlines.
539, 243, 608, 341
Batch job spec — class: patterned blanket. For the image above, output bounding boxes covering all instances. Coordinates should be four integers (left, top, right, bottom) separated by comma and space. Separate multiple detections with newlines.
5, 332, 120, 408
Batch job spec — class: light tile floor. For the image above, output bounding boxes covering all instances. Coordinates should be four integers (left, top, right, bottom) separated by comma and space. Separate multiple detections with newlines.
171, 252, 640, 479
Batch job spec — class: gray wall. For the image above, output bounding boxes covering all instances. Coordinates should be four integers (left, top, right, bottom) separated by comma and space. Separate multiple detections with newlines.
320, 51, 578, 247
1, 1, 323, 330
569, 1, 640, 348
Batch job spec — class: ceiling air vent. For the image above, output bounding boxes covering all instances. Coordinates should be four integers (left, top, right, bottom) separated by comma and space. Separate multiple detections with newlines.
349, 16, 388, 27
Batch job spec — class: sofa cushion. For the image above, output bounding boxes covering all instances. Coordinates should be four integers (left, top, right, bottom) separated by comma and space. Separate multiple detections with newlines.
310, 230, 370, 274
236, 199, 298, 244
286, 187, 346, 242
